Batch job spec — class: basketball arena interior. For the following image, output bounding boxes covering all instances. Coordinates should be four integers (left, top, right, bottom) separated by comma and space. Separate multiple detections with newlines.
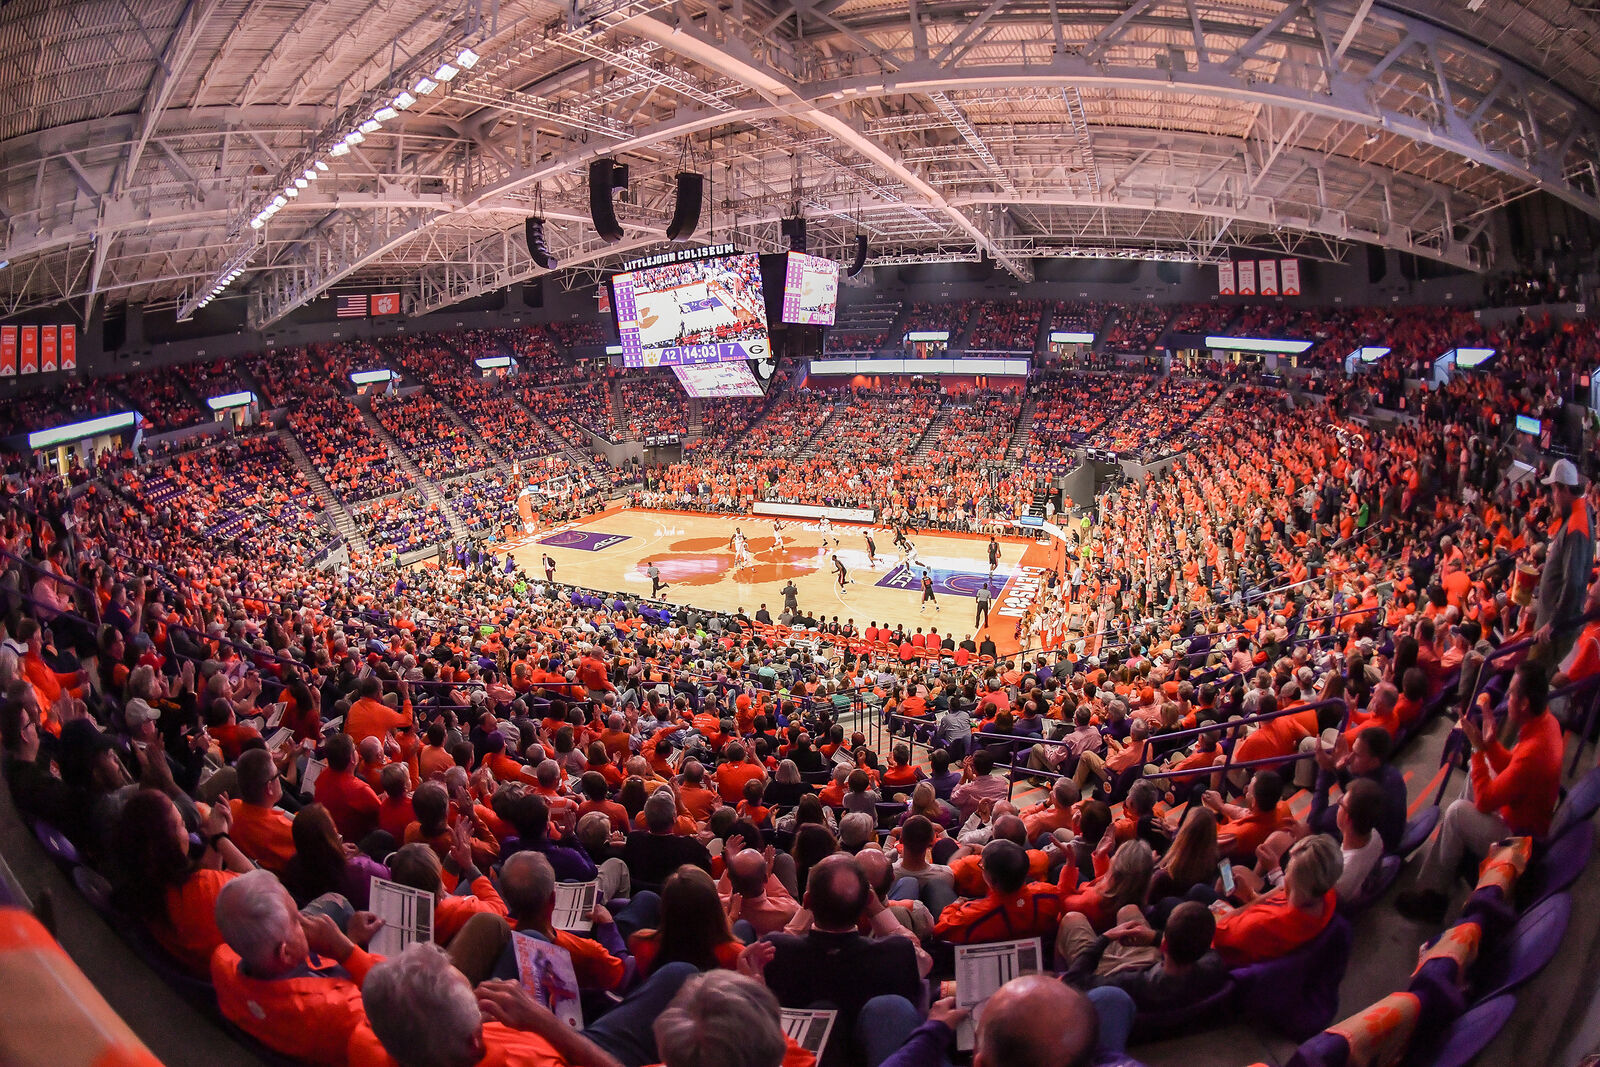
5, 1, 1600, 1065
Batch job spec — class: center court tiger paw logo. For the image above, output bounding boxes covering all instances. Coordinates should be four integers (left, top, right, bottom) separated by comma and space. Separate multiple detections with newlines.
653, 535, 823, 585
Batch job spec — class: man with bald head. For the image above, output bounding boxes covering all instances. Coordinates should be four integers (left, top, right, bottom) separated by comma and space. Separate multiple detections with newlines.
873, 974, 1135, 1067
718, 846, 798, 936
761, 853, 923, 1064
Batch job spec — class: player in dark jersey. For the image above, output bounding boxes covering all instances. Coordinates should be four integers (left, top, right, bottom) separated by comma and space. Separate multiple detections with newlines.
863, 529, 878, 568
919, 569, 939, 613
832, 552, 850, 591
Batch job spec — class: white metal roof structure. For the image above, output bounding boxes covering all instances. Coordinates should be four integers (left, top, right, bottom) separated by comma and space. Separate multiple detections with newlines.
2, 0, 1596, 323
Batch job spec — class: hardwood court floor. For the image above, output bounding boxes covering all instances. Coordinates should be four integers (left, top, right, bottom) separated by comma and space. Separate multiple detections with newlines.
505, 507, 1044, 654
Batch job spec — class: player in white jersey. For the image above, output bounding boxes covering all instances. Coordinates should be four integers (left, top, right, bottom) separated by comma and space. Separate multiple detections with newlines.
730, 529, 753, 569
904, 542, 922, 569
818, 517, 838, 552
771, 520, 786, 552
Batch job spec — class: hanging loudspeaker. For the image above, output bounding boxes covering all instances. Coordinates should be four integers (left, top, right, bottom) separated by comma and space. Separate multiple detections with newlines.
780, 216, 807, 252
846, 234, 868, 277
666, 173, 704, 241
588, 159, 625, 243
524, 217, 557, 270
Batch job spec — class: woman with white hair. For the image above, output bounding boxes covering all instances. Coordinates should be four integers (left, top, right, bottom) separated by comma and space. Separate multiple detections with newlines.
354, 942, 626, 1067
1211, 833, 1343, 967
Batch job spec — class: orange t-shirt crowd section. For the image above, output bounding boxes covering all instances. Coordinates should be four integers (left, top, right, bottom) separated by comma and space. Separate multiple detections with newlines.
0, 303, 1594, 1067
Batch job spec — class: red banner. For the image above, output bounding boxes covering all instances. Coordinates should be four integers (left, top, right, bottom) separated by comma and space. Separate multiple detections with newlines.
371, 292, 401, 316
60, 325, 76, 370
39, 326, 57, 372
1217, 262, 1236, 296
1236, 260, 1257, 296
0, 327, 15, 377
19, 326, 37, 374
1258, 260, 1279, 297
1280, 259, 1302, 296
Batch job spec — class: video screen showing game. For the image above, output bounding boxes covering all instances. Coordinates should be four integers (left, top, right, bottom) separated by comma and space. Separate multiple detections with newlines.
671, 361, 765, 398
612, 253, 769, 367
781, 252, 839, 325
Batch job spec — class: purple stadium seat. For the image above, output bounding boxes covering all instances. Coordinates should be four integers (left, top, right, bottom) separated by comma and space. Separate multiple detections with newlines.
1229, 914, 1354, 1041
31, 819, 82, 868
1340, 854, 1403, 914
1520, 820, 1593, 908
1546, 766, 1600, 841
1402, 994, 1516, 1067
1470, 893, 1570, 1002
1397, 807, 1440, 858
1130, 978, 1236, 1041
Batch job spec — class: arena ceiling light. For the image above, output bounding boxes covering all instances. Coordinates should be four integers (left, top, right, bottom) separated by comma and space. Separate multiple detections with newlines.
374, 106, 398, 122
392, 90, 416, 111
456, 47, 479, 69
413, 76, 438, 96
433, 62, 459, 83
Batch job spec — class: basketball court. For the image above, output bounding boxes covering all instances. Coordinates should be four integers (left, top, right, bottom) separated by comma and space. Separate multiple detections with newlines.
502, 506, 1053, 656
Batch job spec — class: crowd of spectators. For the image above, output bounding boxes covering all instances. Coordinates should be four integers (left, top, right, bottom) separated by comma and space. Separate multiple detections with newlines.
900, 300, 975, 338
1, 302, 1598, 1067
107, 369, 203, 431
1485, 264, 1587, 308
430, 379, 562, 464
1102, 304, 1172, 354
287, 394, 411, 502
811, 387, 943, 465
1023, 372, 1156, 470
738, 387, 835, 458
349, 492, 452, 555
966, 300, 1043, 352
1089, 378, 1223, 459
512, 379, 616, 448
155, 432, 331, 558
447, 471, 524, 535
371, 393, 493, 482
1047, 301, 1115, 335
823, 330, 888, 354
1168, 303, 1238, 335
617, 374, 688, 440
0, 377, 125, 437
930, 388, 1024, 465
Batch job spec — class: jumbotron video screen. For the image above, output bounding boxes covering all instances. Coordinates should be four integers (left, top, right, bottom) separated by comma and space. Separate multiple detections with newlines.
611, 253, 770, 367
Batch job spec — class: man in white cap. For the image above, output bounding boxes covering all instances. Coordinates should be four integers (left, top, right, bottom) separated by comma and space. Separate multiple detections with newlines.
1534, 457, 1593, 661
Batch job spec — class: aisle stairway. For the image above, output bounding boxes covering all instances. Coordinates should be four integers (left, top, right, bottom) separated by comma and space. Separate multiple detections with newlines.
355, 406, 472, 539
795, 399, 846, 459
910, 398, 954, 461
275, 428, 369, 555
1003, 394, 1037, 465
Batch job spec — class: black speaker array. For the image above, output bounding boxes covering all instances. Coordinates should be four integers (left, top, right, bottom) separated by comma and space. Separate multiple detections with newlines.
588, 159, 625, 243
780, 216, 807, 252
846, 234, 869, 277
666, 172, 704, 241
524, 217, 556, 270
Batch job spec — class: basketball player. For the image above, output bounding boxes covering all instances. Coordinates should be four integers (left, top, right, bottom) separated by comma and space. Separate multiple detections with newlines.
818, 516, 838, 551
772, 520, 786, 553
987, 536, 1001, 573
904, 541, 922, 569
832, 552, 850, 592
542, 553, 556, 583
918, 568, 940, 613
863, 528, 878, 568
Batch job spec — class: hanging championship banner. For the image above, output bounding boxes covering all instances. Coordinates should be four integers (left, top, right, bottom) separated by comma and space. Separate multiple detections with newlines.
1258, 260, 1279, 297
1280, 259, 1301, 296
1218, 262, 1236, 296
19, 326, 38, 374
39, 326, 58, 372
1236, 260, 1257, 296
0, 326, 15, 377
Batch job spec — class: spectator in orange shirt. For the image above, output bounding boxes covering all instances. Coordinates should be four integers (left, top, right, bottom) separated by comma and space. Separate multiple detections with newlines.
934, 839, 1067, 945
353, 942, 625, 1067
228, 748, 297, 872
388, 833, 510, 984
1210, 771, 1295, 863
376, 764, 415, 842
314, 733, 382, 843
346, 676, 413, 746
212, 869, 385, 1066
110, 788, 254, 976
1212, 834, 1342, 967
675, 761, 721, 823
713, 742, 767, 805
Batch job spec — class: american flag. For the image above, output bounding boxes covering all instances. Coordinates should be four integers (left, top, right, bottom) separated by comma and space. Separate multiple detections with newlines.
336, 294, 369, 318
